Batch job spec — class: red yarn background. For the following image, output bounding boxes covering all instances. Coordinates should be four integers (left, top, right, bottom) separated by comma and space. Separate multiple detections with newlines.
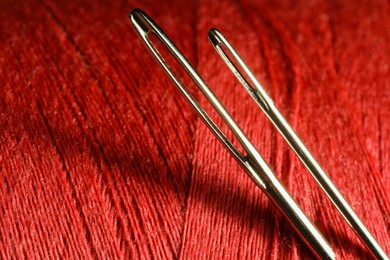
1, 0, 389, 259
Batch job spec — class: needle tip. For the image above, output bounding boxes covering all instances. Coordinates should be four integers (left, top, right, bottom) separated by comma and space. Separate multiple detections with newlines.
128, 8, 142, 19
208, 28, 223, 46
128, 8, 150, 37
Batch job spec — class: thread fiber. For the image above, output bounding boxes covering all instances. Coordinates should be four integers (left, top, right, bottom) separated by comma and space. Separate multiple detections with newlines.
0, 0, 389, 259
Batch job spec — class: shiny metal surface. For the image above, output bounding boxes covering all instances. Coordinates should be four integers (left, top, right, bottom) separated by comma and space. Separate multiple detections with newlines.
208, 28, 389, 260
129, 9, 335, 259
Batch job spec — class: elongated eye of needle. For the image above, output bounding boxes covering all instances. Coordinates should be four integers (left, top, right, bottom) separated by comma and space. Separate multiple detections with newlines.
208, 29, 389, 260
129, 9, 335, 259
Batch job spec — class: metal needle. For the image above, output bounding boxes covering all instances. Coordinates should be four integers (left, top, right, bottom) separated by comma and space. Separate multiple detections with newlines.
208, 28, 389, 260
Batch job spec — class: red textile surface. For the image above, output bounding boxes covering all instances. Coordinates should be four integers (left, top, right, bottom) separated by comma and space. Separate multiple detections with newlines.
1, 0, 389, 259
